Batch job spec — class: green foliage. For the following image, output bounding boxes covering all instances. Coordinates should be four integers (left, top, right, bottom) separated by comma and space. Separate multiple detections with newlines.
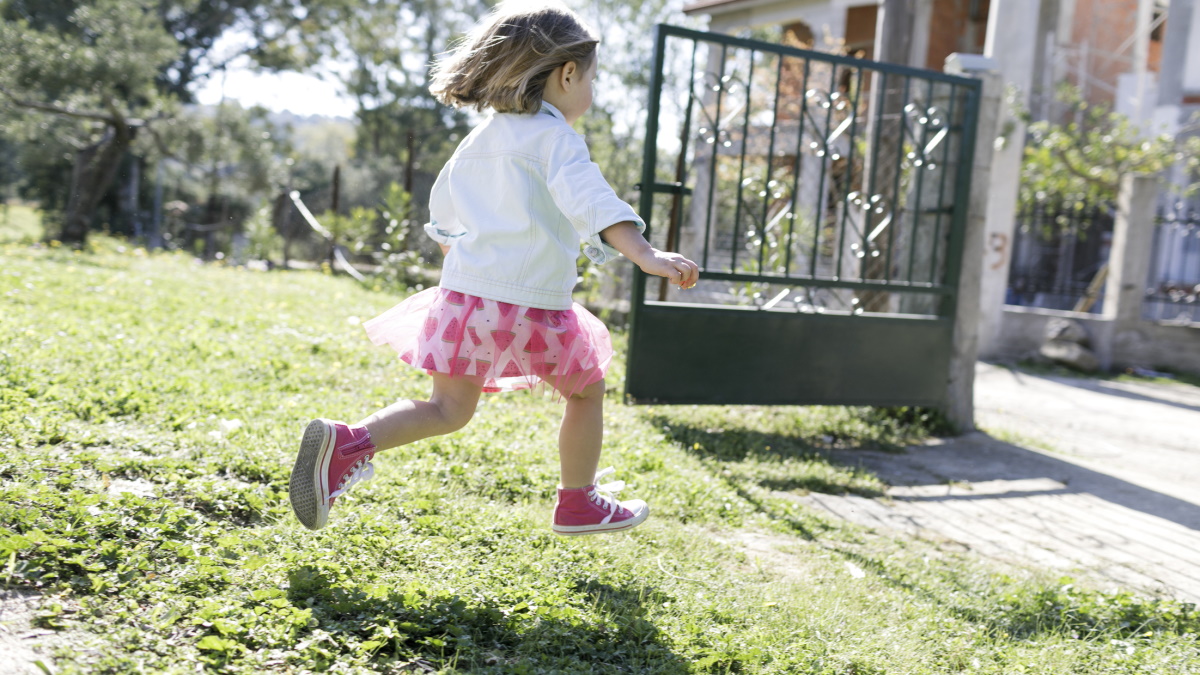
0, 0, 465, 244
1020, 85, 1200, 208
243, 204, 284, 261
0, 0, 183, 237
0, 0, 314, 241
0, 0, 177, 106
2, 243, 1198, 673
998, 581, 1200, 640
268, 0, 477, 165
148, 102, 292, 239
317, 183, 409, 256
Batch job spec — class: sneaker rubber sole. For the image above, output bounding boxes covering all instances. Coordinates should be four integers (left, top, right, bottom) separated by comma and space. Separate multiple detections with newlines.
289, 419, 336, 530
551, 505, 649, 536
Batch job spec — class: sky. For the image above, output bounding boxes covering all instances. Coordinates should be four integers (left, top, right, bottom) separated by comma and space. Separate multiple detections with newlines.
192, 59, 359, 119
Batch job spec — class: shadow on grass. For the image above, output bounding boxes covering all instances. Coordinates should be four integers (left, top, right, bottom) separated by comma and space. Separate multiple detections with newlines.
646, 413, 887, 499
281, 565, 691, 674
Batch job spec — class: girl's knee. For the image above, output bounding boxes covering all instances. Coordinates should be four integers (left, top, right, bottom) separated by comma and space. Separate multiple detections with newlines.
437, 398, 476, 431
429, 374, 483, 432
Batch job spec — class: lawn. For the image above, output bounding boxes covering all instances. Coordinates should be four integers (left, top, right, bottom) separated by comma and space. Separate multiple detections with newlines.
2, 240, 1197, 674
0, 202, 45, 244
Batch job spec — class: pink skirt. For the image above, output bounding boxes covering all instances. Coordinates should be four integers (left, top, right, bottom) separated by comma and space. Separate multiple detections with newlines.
364, 287, 613, 395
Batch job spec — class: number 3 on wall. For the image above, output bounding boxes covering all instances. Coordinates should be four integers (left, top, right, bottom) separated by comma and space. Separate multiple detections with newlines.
988, 232, 1008, 270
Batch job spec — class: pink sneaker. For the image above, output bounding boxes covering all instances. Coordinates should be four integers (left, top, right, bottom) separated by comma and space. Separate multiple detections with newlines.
289, 419, 376, 530
552, 467, 649, 536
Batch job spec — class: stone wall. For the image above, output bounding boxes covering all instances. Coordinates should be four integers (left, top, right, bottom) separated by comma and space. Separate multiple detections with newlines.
993, 304, 1200, 375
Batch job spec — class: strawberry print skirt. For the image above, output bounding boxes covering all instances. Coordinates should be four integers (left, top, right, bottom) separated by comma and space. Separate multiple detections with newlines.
363, 287, 612, 395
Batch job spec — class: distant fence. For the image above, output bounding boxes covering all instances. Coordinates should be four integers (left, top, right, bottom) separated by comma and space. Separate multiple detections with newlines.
1147, 208, 1200, 323
1005, 200, 1200, 325
1006, 201, 1113, 313
287, 191, 366, 281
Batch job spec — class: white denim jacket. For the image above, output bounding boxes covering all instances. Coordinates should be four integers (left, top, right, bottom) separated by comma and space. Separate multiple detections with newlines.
423, 101, 646, 310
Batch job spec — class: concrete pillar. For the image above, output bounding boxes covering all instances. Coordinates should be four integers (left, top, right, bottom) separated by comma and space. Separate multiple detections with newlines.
1102, 174, 1158, 367
1156, 0, 1193, 193
909, 0, 933, 68
1132, 0, 1155, 125
944, 54, 1003, 434
977, 0, 1042, 359
1158, 0, 1193, 106
875, 0, 915, 67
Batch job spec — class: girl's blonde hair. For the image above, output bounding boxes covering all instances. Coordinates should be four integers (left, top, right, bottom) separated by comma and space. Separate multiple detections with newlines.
429, 1, 598, 115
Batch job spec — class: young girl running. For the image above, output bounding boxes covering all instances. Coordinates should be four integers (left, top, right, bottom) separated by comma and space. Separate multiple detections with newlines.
289, 1, 699, 536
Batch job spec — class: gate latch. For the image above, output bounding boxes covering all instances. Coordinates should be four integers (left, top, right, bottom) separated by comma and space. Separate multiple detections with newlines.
633, 182, 693, 196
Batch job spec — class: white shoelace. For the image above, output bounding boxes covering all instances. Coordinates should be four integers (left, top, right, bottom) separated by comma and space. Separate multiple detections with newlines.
328, 457, 375, 502
587, 467, 626, 525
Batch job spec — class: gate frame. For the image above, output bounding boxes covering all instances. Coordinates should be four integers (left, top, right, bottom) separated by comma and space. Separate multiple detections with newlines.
624, 25, 999, 430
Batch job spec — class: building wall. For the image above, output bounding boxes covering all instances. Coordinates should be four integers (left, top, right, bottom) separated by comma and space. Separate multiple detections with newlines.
698, 0, 993, 72
825, 0, 991, 71
706, 0, 847, 39
1070, 0, 1162, 106
844, 5, 877, 59
926, 0, 991, 70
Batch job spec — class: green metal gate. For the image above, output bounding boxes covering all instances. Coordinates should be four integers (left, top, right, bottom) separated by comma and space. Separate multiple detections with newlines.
625, 25, 982, 407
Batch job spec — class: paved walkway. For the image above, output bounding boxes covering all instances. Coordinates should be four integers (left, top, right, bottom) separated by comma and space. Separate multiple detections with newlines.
794, 363, 1200, 602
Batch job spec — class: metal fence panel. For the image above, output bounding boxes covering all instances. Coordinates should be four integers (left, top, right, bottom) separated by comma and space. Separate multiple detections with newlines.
1003, 202, 1200, 325
1148, 209, 1200, 323
1006, 201, 1113, 313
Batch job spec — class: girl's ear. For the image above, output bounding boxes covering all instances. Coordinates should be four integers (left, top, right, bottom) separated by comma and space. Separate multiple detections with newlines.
560, 61, 579, 89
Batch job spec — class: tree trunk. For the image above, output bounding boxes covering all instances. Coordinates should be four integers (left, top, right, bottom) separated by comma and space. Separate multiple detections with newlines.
60, 122, 136, 244
117, 155, 142, 237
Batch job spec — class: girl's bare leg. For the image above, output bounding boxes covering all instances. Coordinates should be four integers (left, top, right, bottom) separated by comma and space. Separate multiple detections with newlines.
356, 373, 484, 451
544, 374, 606, 489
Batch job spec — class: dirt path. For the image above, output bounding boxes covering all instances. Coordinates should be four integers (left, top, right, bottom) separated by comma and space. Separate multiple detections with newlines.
792, 363, 1200, 601
0, 590, 59, 675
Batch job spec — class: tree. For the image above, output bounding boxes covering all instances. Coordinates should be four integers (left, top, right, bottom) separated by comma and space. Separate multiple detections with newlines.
0, 0, 177, 242
331, 0, 479, 164
1020, 84, 1200, 211
146, 101, 290, 252
0, 0, 310, 243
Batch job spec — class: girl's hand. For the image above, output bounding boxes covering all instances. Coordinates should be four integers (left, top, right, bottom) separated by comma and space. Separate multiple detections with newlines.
598, 221, 700, 289
638, 249, 700, 290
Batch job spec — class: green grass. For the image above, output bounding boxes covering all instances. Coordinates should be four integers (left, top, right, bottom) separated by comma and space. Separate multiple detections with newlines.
3, 240, 1198, 674
0, 202, 46, 243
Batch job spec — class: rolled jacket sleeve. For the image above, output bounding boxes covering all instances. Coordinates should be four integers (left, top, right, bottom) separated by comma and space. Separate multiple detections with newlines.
545, 131, 646, 264
424, 168, 467, 246
423, 221, 466, 245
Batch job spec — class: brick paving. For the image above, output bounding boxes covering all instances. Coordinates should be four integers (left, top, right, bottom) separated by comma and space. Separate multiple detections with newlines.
793, 364, 1200, 602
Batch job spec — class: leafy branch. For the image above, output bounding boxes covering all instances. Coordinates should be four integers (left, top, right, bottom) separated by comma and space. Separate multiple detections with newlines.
0, 86, 145, 126
1020, 84, 1194, 210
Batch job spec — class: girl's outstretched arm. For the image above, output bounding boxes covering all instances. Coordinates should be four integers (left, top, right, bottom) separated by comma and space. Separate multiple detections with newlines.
599, 221, 699, 289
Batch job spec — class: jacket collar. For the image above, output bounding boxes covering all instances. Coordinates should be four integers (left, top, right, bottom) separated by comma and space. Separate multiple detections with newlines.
539, 101, 566, 122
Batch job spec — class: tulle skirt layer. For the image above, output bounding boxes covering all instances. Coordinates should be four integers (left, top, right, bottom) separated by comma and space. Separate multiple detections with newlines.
363, 287, 612, 395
